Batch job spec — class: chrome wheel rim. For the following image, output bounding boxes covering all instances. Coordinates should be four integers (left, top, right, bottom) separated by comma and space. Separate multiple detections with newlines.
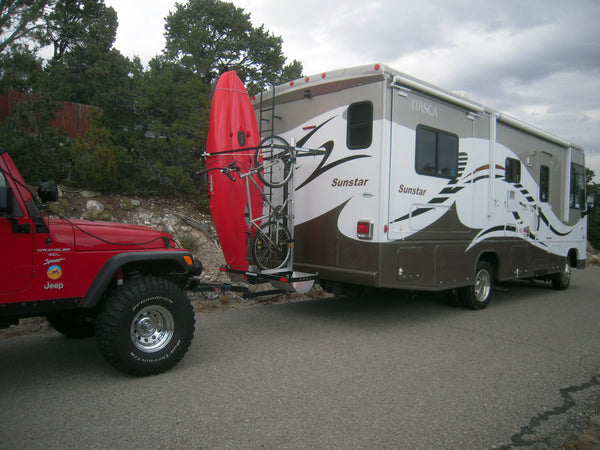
474, 269, 491, 303
561, 263, 572, 283
131, 303, 174, 353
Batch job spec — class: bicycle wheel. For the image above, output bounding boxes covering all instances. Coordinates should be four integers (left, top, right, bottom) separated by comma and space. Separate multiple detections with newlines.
254, 136, 293, 188
252, 221, 292, 270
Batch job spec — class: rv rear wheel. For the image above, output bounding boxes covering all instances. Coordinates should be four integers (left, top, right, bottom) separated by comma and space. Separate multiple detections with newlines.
458, 261, 493, 310
551, 262, 571, 290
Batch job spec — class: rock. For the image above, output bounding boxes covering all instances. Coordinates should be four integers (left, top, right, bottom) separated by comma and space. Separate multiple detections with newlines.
85, 200, 104, 211
80, 190, 100, 198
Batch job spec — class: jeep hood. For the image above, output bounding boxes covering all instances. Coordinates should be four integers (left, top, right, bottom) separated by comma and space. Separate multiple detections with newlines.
49, 218, 177, 252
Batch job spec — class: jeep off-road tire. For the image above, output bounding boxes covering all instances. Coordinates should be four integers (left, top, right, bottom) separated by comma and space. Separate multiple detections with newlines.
96, 276, 195, 376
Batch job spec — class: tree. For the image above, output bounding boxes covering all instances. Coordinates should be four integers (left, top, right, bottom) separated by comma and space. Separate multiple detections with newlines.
586, 168, 600, 251
44, 0, 117, 61
162, 0, 302, 90
0, 0, 52, 54
42, 1, 139, 138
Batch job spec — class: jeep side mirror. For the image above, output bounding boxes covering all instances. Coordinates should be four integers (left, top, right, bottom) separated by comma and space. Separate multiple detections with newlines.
38, 180, 59, 204
0, 186, 11, 214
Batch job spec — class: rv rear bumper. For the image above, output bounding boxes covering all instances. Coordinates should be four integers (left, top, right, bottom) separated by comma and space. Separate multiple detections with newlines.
294, 263, 378, 287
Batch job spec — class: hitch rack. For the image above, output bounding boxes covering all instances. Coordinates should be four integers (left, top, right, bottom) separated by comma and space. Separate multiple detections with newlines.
189, 266, 318, 300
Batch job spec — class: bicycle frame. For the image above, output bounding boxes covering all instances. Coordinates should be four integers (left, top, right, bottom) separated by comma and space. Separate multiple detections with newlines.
239, 159, 294, 271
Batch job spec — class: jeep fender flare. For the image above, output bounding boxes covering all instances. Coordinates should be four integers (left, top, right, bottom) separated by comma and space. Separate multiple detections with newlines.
80, 251, 201, 309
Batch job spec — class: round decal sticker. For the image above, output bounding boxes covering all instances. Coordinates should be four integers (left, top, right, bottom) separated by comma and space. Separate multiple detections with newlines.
47, 265, 63, 280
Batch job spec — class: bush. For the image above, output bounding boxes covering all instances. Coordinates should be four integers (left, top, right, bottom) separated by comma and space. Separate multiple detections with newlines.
63, 126, 118, 192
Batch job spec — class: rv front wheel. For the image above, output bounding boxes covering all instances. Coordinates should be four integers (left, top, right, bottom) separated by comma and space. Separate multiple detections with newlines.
458, 261, 493, 310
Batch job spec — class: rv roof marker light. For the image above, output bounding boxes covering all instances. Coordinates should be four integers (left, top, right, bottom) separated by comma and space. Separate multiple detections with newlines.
357, 220, 373, 240
305, 77, 310, 82
290, 81, 294, 87
321, 73, 326, 79
374, 64, 380, 71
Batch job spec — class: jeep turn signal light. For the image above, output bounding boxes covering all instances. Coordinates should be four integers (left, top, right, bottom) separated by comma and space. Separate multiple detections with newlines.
184, 255, 193, 266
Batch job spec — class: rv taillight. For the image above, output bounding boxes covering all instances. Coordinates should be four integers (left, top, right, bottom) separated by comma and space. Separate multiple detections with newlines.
357, 220, 373, 240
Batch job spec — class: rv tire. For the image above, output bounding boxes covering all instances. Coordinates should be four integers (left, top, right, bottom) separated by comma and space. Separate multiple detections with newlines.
458, 261, 493, 310
551, 262, 571, 290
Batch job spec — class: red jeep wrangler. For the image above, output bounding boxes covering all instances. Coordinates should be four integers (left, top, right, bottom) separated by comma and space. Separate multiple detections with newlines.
0, 148, 201, 376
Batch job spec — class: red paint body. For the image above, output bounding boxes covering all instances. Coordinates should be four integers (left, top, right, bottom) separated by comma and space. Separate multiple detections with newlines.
205, 71, 263, 270
0, 150, 196, 309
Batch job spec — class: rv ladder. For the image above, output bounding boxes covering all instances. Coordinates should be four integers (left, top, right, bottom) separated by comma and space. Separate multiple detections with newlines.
258, 87, 280, 137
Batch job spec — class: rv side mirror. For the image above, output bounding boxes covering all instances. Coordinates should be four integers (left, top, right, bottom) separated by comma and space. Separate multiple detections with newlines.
586, 192, 596, 209
582, 192, 596, 217
37, 180, 59, 204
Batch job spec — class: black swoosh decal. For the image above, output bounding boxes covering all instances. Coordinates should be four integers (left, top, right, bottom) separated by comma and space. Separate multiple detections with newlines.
294, 117, 371, 190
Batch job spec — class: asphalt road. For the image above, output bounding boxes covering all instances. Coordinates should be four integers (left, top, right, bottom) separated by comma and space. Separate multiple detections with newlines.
1, 267, 599, 449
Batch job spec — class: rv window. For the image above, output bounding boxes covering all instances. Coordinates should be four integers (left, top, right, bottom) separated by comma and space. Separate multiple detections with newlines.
569, 163, 585, 209
415, 125, 458, 178
347, 101, 373, 150
539, 165, 550, 202
505, 158, 521, 183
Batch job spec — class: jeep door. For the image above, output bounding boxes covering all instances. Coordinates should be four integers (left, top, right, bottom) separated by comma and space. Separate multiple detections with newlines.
0, 170, 34, 295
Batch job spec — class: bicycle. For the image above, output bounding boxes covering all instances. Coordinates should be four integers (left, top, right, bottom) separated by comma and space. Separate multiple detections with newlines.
206, 135, 325, 271
208, 136, 293, 271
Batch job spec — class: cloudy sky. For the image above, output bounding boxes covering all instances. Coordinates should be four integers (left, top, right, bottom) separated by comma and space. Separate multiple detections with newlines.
104, 0, 600, 181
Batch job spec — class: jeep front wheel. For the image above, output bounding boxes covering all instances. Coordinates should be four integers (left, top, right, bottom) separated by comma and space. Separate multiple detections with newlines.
96, 276, 195, 376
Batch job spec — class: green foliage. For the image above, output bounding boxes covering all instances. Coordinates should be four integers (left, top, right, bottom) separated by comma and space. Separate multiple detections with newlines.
45, 0, 117, 60
63, 115, 118, 191
0, 0, 301, 207
0, 93, 69, 183
0, 0, 51, 54
162, 0, 302, 89
0, 48, 46, 93
586, 168, 600, 250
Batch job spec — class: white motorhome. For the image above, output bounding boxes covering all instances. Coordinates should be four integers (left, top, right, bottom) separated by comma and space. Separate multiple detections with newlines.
252, 64, 589, 308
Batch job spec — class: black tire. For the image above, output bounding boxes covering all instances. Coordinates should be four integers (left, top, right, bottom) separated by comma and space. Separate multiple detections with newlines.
457, 261, 494, 310
551, 262, 571, 290
46, 311, 96, 338
96, 276, 195, 376
254, 136, 293, 188
252, 221, 292, 270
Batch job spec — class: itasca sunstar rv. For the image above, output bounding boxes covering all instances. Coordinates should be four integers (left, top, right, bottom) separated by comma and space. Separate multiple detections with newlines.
252, 64, 590, 309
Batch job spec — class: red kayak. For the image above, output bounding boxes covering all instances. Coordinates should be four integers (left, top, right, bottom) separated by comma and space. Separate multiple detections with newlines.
205, 71, 264, 270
